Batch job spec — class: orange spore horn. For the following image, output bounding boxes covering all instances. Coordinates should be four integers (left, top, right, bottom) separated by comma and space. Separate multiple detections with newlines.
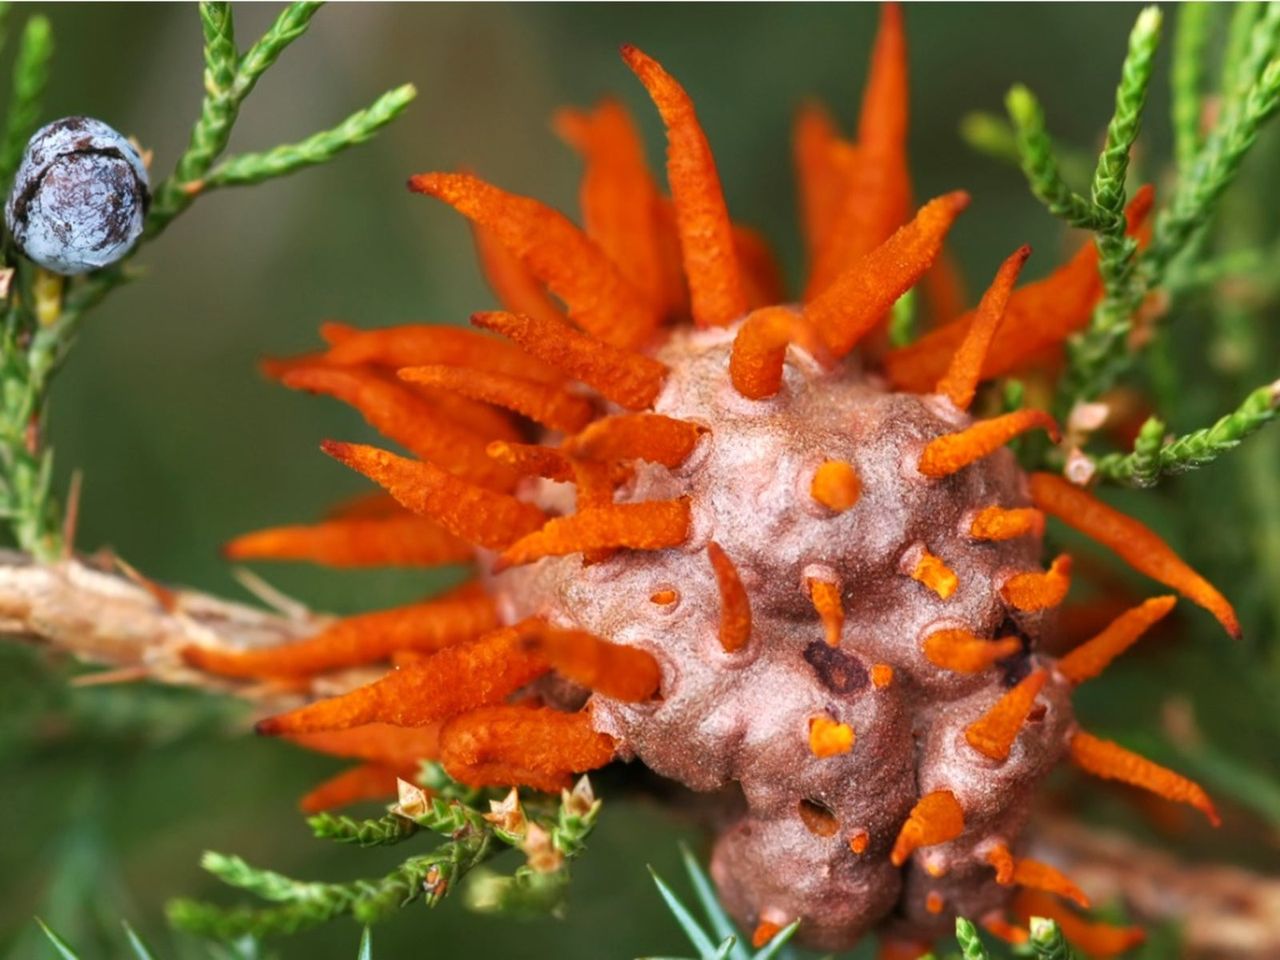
811, 460, 862, 512
730, 307, 822, 400
1011, 891, 1146, 958
322, 441, 547, 550
439, 705, 616, 791
563, 413, 705, 468
807, 3, 911, 299
964, 668, 1048, 762
910, 550, 958, 599
299, 763, 407, 814
409, 172, 658, 349
967, 506, 1044, 542
985, 842, 1015, 885
934, 245, 1031, 410
918, 410, 1060, 479
792, 101, 855, 261
1057, 595, 1177, 684
1012, 857, 1090, 909
884, 185, 1155, 391
496, 498, 692, 570
472, 310, 668, 411
182, 584, 497, 679
398, 364, 595, 434
553, 99, 668, 314
1029, 472, 1241, 638
803, 191, 968, 359
923, 629, 1022, 673
808, 714, 855, 758
224, 515, 471, 569
1069, 729, 1220, 826
621, 45, 747, 329
521, 625, 661, 702
890, 790, 965, 866
485, 441, 574, 482
472, 224, 569, 330
707, 541, 752, 653
1001, 554, 1072, 611
282, 366, 514, 490
319, 322, 561, 385
808, 578, 845, 647
287, 723, 443, 769
254, 623, 550, 736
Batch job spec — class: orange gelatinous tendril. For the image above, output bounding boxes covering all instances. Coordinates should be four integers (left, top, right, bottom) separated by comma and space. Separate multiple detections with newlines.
299, 763, 407, 814
1001, 554, 1072, 611
183, 585, 497, 679
497, 498, 691, 570
804, 191, 969, 358
792, 101, 853, 260
399, 364, 596, 434
923, 630, 1022, 673
808, 714, 855, 758
807, 3, 910, 299
1029, 472, 1240, 638
621, 45, 747, 328
811, 460, 862, 512
870, 664, 894, 687
322, 441, 547, 550
1069, 730, 1220, 826
485, 440, 574, 482
553, 99, 668, 312
282, 366, 514, 490
967, 506, 1044, 542
254, 624, 550, 736
224, 514, 472, 568
808, 577, 845, 647
985, 843, 1015, 885
472, 310, 668, 411
730, 307, 818, 400
849, 831, 870, 854
521, 626, 661, 702
707, 540, 752, 653
752, 922, 782, 949
1057, 595, 1177, 684
409, 172, 659, 349
472, 224, 569, 330
1012, 857, 1090, 909
287, 723, 443, 769
890, 790, 965, 866
964, 668, 1048, 762
911, 549, 958, 599
563, 413, 704, 467
934, 245, 1031, 410
918, 410, 1060, 479
439, 705, 617, 788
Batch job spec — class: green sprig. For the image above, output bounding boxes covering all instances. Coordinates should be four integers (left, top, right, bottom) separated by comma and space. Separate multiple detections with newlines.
1171, 3, 1213, 172
1029, 917, 1076, 960
1005, 85, 1098, 228
1094, 381, 1280, 486
308, 811, 420, 847
204, 83, 416, 188
954, 917, 990, 960
0, 13, 52, 193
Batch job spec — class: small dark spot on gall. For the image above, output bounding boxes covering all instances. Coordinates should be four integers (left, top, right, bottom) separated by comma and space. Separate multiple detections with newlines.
803, 641, 868, 695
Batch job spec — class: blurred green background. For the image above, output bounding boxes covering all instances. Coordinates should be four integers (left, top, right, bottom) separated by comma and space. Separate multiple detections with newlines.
2, 3, 1278, 958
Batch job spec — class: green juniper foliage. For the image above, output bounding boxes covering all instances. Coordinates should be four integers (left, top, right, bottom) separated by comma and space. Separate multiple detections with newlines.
0, 1, 414, 561
168, 770, 603, 942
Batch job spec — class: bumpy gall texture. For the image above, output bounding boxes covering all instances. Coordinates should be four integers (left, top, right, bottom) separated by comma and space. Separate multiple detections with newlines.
5, 116, 150, 274
490, 322, 1073, 949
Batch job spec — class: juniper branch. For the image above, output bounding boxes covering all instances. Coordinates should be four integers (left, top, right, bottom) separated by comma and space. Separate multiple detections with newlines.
954, 918, 991, 960
1029, 918, 1076, 960
1094, 380, 1280, 486
308, 812, 420, 847
0, 13, 52, 195
204, 84, 416, 188
1005, 85, 1098, 228
1171, 3, 1213, 172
